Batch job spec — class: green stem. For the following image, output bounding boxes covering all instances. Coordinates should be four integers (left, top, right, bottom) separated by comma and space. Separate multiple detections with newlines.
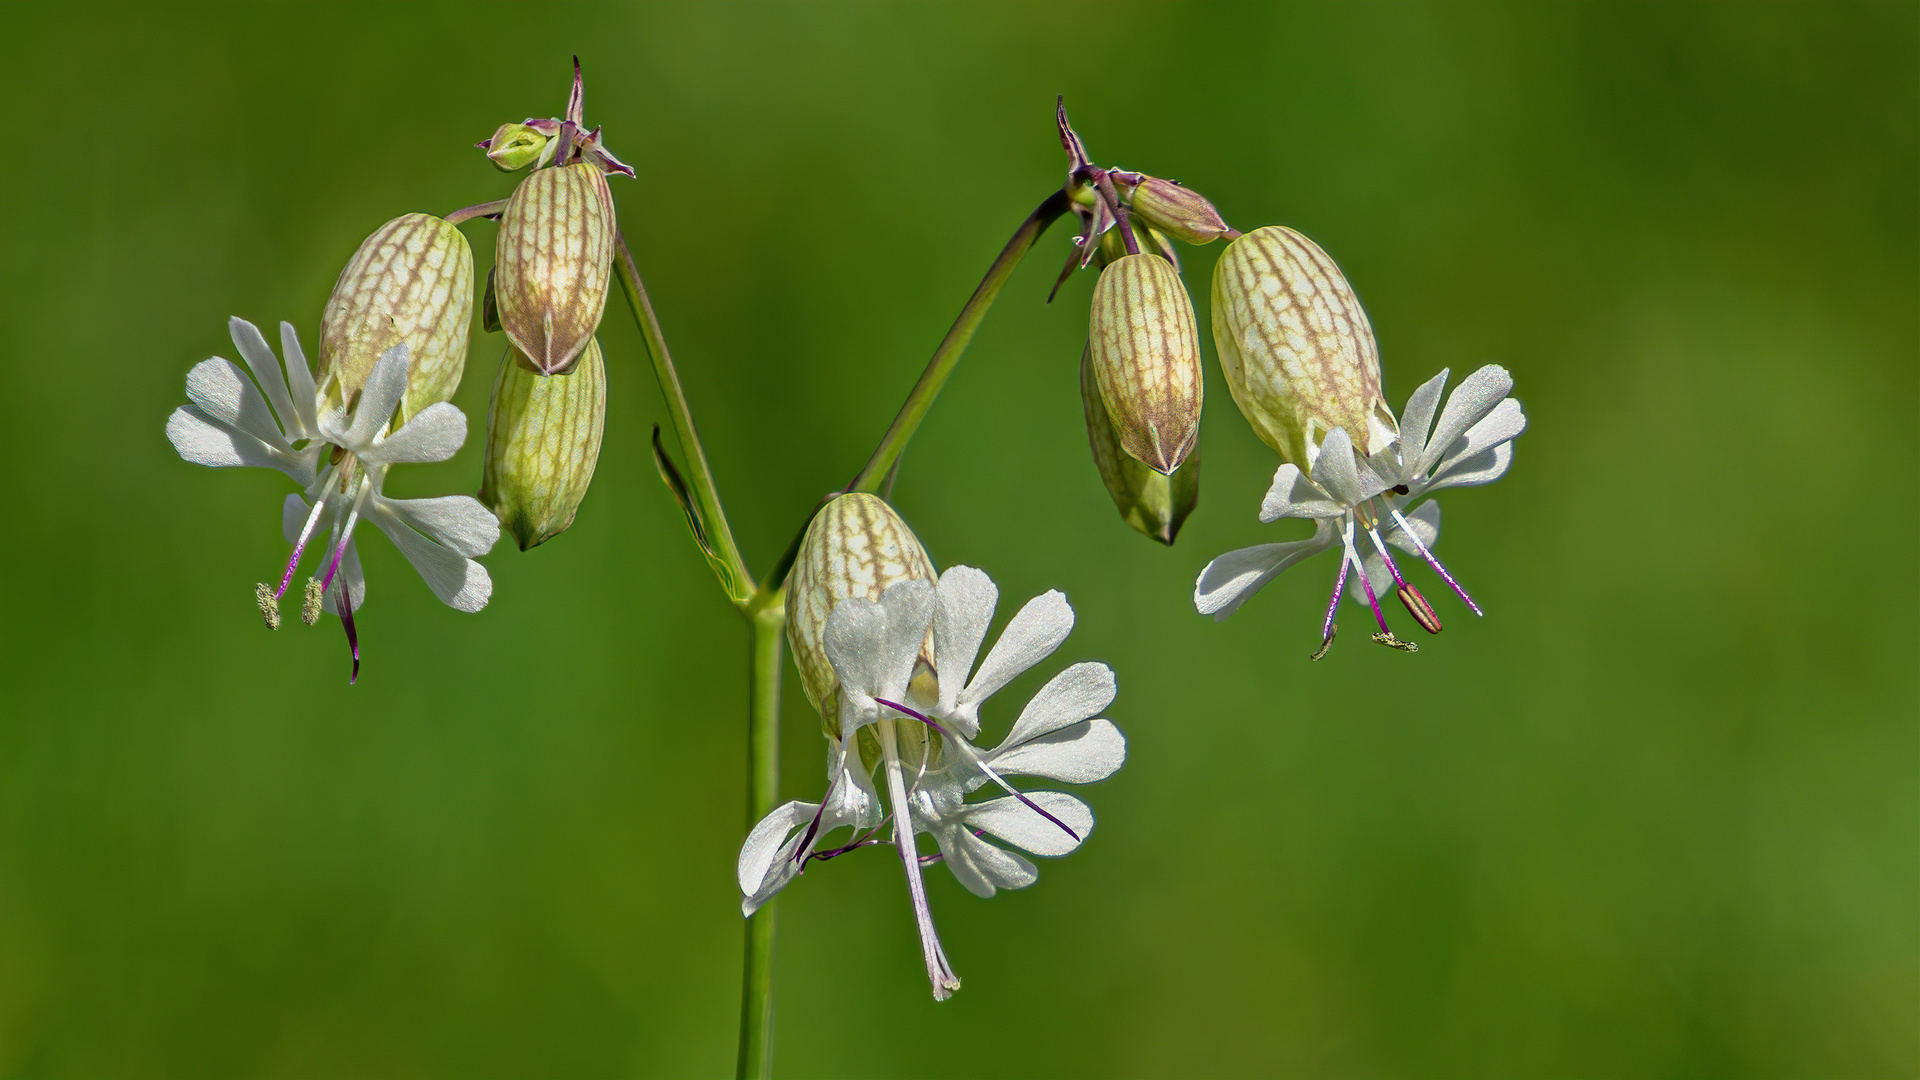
846, 189, 1071, 494
738, 594, 786, 1080
615, 231, 754, 595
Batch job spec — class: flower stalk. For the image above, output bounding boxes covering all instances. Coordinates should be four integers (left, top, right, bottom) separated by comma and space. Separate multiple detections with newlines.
847, 189, 1071, 494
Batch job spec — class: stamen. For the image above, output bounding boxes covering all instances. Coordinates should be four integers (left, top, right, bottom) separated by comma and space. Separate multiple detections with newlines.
1389, 507, 1483, 617
876, 698, 1080, 842
301, 579, 324, 626
1397, 582, 1443, 634
1342, 518, 1393, 636
1372, 630, 1418, 653
275, 482, 333, 599
1316, 553, 1350, 660
1310, 623, 1337, 662
875, 720, 962, 1001
319, 474, 371, 593
254, 583, 281, 630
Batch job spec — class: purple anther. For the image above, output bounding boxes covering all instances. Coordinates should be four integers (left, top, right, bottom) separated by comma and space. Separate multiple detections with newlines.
1397, 582, 1443, 634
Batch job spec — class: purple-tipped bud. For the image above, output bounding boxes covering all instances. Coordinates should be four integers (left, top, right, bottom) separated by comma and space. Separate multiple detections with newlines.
1089, 253, 1204, 474
1081, 344, 1199, 545
494, 163, 616, 375
1129, 177, 1232, 245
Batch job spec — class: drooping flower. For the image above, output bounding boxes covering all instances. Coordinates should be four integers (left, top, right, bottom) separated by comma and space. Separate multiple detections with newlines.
1194, 364, 1525, 656
167, 317, 499, 680
742, 563, 1125, 1000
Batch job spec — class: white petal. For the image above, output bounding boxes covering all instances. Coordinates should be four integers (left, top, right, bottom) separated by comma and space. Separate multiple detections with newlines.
957, 590, 1073, 717
932, 566, 997, 717
738, 800, 817, 897
1424, 441, 1514, 493
376, 494, 500, 558
1193, 525, 1338, 620
279, 322, 319, 433
1395, 367, 1451, 466
965, 791, 1092, 857
343, 344, 410, 448
1417, 364, 1512, 476
167, 405, 313, 482
938, 826, 1038, 898
1260, 463, 1344, 522
228, 317, 305, 442
990, 718, 1126, 785
366, 402, 468, 465
366, 501, 492, 611
824, 580, 934, 713
1308, 428, 1389, 507
1002, 662, 1115, 747
185, 358, 291, 451
1424, 398, 1525, 490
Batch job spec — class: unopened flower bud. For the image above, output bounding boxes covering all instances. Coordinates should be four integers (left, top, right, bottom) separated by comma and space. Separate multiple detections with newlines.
1089, 252, 1203, 474
1129, 176, 1232, 245
1211, 225, 1399, 470
479, 337, 608, 550
494, 162, 615, 375
483, 122, 555, 172
319, 213, 474, 422
1081, 344, 1198, 545
786, 493, 936, 730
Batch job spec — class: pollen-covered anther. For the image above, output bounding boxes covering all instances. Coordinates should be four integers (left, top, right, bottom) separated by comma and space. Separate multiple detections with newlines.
1372, 630, 1419, 652
301, 579, 325, 626
1397, 582, 1442, 634
255, 583, 282, 630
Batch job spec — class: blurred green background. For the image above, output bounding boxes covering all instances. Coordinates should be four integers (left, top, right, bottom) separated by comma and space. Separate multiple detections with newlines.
2, 2, 1913, 1076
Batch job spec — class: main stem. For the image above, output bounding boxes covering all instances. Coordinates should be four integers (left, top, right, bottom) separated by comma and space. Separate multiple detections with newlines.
737, 595, 786, 1080
847, 189, 1070, 494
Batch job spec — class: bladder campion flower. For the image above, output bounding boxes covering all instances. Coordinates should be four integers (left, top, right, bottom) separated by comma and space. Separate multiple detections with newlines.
1198, 223, 1525, 656
747, 496, 1125, 999
167, 318, 499, 680
1195, 364, 1525, 656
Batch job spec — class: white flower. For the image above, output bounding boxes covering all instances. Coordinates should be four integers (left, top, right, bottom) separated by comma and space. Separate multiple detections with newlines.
738, 566, 1126, 1000
167, 317, 499, 680
1194, 364, 1525, 656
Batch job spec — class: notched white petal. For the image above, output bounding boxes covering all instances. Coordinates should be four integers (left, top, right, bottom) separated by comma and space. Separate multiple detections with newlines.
1260, 463, 1343, 522
962, 590, 1073, 709
932, 566, 997, 713
1193, 526, 1338, 619
1418, 364, 1513, 475
1396, 367, 1451, 463
990, 718, 1126, 785
228, 316, 305, 441
167, 405, 311, 481
376, 494, 500, 558
367, 503, 493, 611
185, 358, 291, 451
941, 827, 1039, 897
966, 791, 1092, 857
366, 402, 467, 465
1004, 662, 1116, 746
738, 800, 817, 896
